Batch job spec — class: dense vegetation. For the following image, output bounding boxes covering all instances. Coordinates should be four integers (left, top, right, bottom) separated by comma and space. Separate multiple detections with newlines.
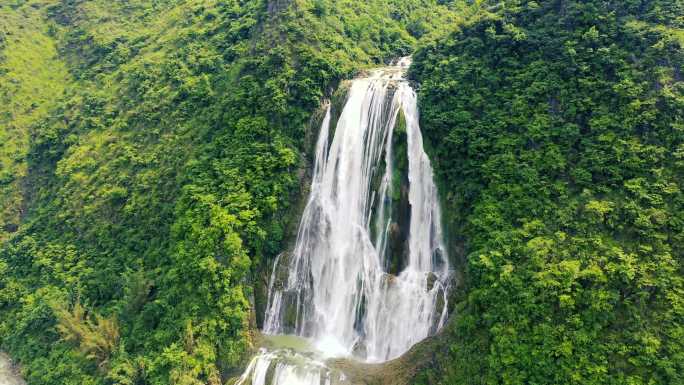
411, 1, 684, 384
0, 0, 461, 384
0, 1, 71, 243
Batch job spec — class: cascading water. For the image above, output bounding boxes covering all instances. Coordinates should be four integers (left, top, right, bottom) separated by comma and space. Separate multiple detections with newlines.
237, 58, 450, 385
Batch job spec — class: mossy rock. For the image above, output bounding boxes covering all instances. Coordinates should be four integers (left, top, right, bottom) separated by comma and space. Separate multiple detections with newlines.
327, 326, 452, 385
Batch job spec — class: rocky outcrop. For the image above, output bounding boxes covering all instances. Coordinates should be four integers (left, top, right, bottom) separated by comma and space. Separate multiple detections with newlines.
327, 327, 451, 385
267, 0, 292, 15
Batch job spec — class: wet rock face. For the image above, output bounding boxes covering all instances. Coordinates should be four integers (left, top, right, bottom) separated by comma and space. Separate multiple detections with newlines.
387, 182, 410, 275
263, 251, 316, 336
388, 108, 411, 276
370, 107, 412, 276
0, 353, 25, 385
426, 272, 437, 291
281, 290, 302, 334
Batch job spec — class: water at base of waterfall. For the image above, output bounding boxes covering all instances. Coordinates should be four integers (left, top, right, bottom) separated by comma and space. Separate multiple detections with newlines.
236, 57, 451, 385
0, 353, 25, 385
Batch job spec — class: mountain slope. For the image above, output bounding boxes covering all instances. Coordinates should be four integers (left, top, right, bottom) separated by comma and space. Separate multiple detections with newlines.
411, 1, 684, 384
0, 1, 462, 384
0, 0, 71, 242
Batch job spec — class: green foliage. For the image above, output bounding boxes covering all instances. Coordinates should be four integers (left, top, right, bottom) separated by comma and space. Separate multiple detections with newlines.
411, 1, 684, 384
54, 302, 120, 370
0, 0, 71, 242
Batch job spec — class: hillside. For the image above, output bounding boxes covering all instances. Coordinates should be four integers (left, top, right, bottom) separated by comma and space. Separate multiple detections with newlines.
410, 1, 684, 384
0, 1, 71, 242
0, 0, 462, 384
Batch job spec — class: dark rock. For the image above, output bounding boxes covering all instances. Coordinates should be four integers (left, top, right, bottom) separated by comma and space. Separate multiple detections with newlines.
426, 272, 437, 291
267, 0, 290, 15
3, 223, 18, 233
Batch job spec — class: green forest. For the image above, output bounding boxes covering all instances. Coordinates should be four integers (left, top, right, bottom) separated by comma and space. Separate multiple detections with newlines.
0, 0, 682, 384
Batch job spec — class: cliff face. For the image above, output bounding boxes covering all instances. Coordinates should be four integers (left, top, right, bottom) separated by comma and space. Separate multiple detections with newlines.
267, 0, 292, 15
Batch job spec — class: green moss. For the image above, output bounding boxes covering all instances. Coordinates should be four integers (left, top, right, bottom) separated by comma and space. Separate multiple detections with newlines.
391, 108, 408, 202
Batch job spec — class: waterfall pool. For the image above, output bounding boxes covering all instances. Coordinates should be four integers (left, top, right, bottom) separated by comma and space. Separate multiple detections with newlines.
0, 353, 24, 385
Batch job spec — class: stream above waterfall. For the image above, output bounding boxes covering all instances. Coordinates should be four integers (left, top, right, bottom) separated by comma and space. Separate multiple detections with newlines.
236, 58, 451, 385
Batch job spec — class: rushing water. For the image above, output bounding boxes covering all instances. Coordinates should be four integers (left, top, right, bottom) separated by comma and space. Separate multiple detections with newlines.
237, 58, 450, 385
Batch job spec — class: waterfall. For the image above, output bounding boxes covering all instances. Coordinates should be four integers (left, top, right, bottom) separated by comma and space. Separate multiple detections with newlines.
238, 58, 450, 385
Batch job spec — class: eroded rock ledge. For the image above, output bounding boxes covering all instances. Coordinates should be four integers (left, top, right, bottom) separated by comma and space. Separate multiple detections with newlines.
326, 330, 448, 385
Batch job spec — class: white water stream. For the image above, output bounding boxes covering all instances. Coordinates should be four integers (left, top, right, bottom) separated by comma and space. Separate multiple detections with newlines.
237, 58, 450, 385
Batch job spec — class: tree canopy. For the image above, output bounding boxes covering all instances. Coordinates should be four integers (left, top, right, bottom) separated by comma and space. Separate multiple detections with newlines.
410, 1, 684, 384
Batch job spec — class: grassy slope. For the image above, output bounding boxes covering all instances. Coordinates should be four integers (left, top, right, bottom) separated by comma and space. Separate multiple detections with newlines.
0, 0, 71, 242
